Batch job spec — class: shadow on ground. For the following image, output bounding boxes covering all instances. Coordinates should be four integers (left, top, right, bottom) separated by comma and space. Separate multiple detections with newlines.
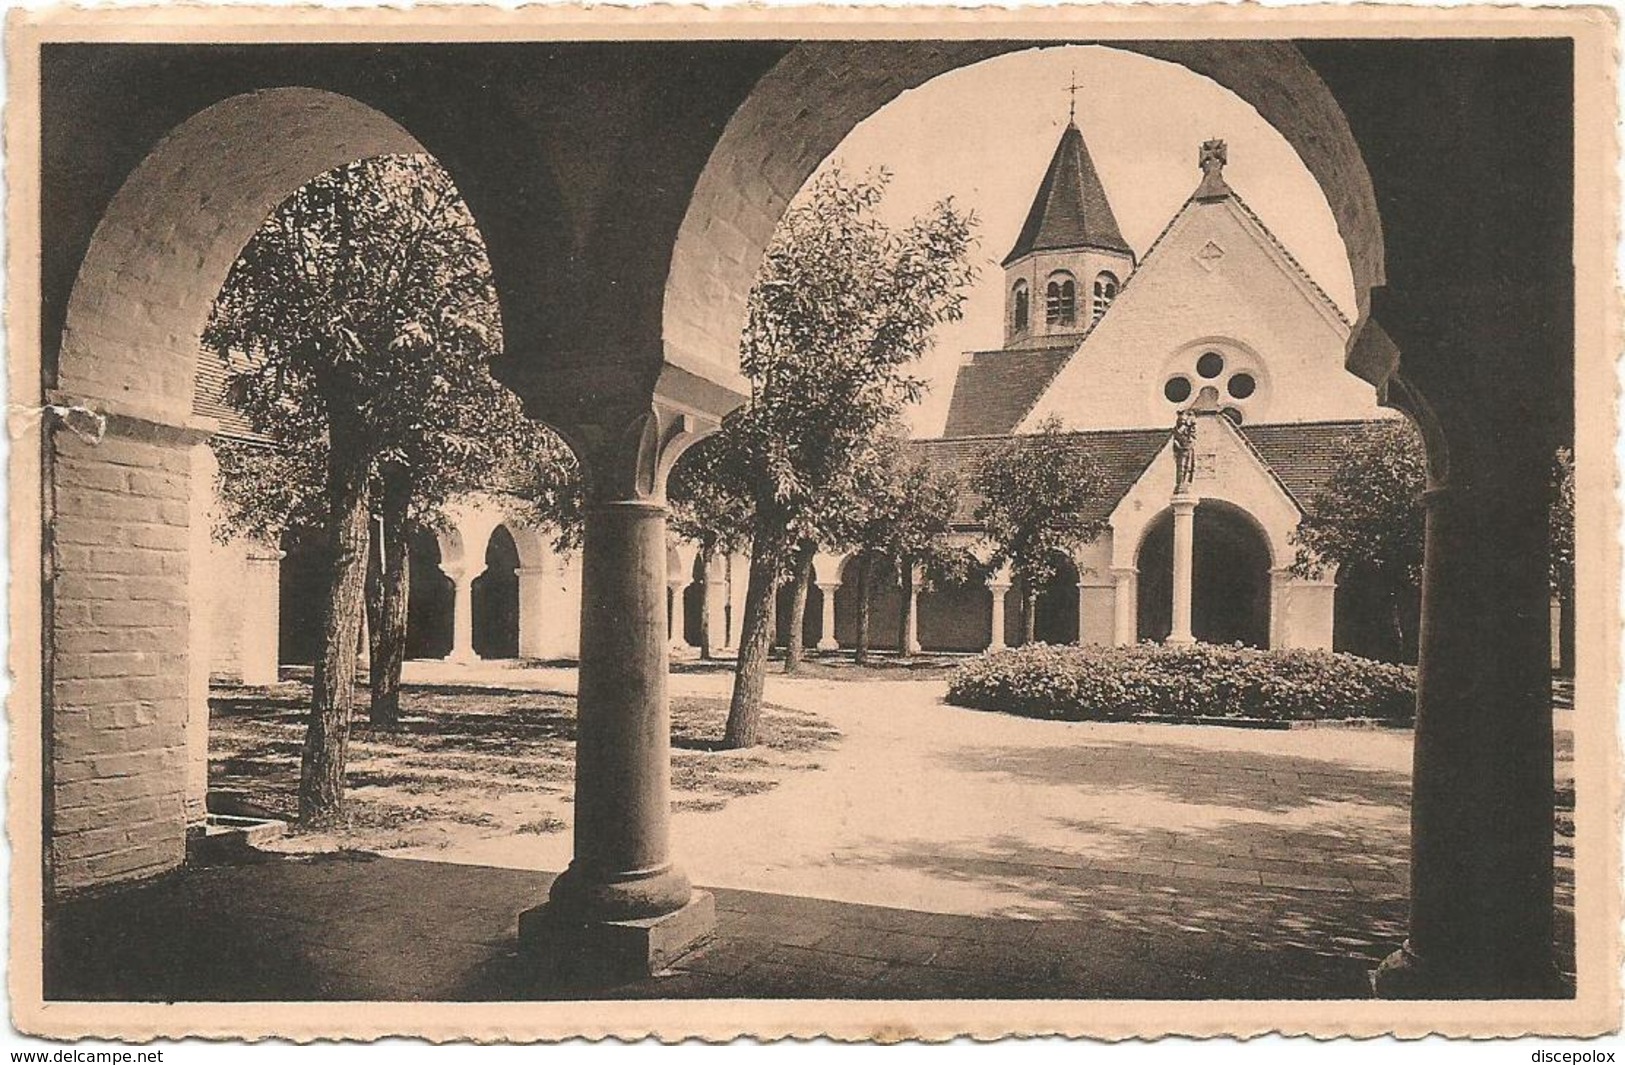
42, 851, 1398, 1001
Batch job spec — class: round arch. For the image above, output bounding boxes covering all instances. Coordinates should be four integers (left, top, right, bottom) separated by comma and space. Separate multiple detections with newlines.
1135, 500, 1273, 647
59, 88, 432, 423
664, 41, 1383, 381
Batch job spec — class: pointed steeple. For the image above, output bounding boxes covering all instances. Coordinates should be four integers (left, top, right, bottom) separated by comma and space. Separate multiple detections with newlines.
1002, 120, 1133, 266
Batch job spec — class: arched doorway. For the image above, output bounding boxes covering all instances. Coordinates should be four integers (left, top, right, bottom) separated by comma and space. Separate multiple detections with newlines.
407, 530, 454, 660
472, 526, 521, 659
1136, 501, 1271, 647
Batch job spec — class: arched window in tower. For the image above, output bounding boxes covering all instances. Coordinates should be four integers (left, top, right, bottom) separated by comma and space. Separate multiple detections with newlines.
1092, 272, 1120, 322
1045, 273, 1076, 327
1012, 280, 1029, 333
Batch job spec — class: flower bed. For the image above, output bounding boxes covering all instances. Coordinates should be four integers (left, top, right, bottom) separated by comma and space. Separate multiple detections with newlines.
946, 642, 1415, 725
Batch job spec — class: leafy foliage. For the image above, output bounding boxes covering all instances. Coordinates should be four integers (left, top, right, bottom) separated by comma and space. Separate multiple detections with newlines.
732, 166, 977, 564
668, 429, 755, 560
205, 154, 580, 549
1290, 419, 1427, 590
971, 416, 1110, 592
947, 642, 1416, 724
834, 425, 967, 583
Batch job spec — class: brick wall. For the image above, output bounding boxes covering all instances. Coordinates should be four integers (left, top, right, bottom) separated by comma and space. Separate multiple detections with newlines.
48, 422, 197, 893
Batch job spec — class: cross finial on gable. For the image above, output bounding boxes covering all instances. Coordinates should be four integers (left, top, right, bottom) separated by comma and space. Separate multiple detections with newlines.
1067, 69, 1080, 124
1195, 138, 1232, 201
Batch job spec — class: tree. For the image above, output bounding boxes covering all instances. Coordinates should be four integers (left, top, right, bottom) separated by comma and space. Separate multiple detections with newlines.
1291, 419, 1427, 660
972, 417, 1110, 644
721, 168, 977, 747
668, 430, 755, 659
205, 153, 530, 823
828, 427, 965, 664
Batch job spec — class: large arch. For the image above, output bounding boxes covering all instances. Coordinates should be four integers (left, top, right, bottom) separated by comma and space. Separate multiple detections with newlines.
44, 88, 450, 894
664, 41, 1383, 377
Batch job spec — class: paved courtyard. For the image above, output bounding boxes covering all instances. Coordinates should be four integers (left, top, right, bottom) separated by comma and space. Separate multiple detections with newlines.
45, 663, 1575, 1000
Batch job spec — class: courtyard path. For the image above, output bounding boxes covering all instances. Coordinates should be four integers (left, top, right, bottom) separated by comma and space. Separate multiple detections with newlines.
395, 662, 1414, 923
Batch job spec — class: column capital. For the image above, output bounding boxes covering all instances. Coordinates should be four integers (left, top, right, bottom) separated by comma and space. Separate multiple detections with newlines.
440, 564, 486, 585
815, 580, 843, 593
1170, 493, 1199, 513
1110, 565, 1138, 578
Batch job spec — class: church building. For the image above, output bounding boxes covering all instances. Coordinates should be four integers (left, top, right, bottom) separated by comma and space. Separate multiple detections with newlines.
908, 120, 1399, 655
195, 117, 1404, 688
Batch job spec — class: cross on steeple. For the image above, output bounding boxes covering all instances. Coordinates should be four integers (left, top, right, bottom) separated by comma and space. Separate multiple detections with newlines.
1066, 69, 1080, 123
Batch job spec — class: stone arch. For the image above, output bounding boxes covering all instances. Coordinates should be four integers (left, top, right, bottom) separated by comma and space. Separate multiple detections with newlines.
43, 88, 466, 892
1135, 499, 1273, 647
58, 89, 432, 423
663, 41, 1383, 379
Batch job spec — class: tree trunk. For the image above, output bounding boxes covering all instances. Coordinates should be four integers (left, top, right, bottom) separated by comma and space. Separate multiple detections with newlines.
1023, 587, 1038, 645
368, 503, 411, 729
784, 543, 815, 674
299, 455, 370, 826
854, 553, 875, 666
723, 544, 780, 749
697, 546, 715, 661
897, 559, 916, 660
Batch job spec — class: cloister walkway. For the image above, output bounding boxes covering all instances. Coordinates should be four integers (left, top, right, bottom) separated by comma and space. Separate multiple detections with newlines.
45, 663, 1574, 1000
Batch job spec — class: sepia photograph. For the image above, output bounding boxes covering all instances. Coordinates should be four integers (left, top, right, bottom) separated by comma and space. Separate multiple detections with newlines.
4, 2, 1620, 1045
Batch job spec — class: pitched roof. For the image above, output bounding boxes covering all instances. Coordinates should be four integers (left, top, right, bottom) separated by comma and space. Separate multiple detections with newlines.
1241, 419, 1390, 507
911, 427, 1169, 527
941, 344, 1077, 437
193, 348, 270, 444
1002, 121, 1133, 266
911, 418, 1392, 528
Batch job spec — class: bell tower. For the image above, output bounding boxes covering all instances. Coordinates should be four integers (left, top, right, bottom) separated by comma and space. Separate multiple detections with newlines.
1001, 94, 1136, 348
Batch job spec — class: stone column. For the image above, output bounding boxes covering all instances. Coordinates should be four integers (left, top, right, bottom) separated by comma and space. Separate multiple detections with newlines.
725, 553, 750, 653
239, 543, 284, 686
1373, 482, 1558, 997
986, 569, 1012, 651
816, 581, 841, 651
1111, 566, 1138, 646
702, 564, 729, 657
444, 566, 477, 664
516, 566, 549, 659
1168, 493, 1197, 645
1269, 567, 1293, 650
667, 573, 690, 656
520, 407, 714, 980
901, 565, 922, 656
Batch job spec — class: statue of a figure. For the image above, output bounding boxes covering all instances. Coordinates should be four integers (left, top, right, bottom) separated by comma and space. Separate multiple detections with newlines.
1172, 408, 1198, 491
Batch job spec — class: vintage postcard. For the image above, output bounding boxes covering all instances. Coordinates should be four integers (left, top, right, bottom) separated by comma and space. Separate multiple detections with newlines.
5, 1, 1620, 1043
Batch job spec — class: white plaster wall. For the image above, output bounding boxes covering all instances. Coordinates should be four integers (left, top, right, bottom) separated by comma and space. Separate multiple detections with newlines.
1020, 198, 1388, 431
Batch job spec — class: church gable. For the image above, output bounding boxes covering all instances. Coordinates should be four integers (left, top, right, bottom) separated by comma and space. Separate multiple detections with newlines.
1017, 191, 1383, 433
1107, 410, 1303, 570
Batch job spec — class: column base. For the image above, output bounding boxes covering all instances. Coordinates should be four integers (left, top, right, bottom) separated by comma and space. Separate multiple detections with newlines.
519, 891, 716, 983
1165, 635, 1195, 647
1372, 942, 1572, 999
816, 639, 840, 653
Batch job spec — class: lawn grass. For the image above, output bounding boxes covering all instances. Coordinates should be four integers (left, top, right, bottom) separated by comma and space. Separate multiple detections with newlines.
208, 679, 840, 854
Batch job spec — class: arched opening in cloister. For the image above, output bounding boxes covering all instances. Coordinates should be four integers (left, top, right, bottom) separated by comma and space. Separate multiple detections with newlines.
1136, 501, 1272, 647
917, 559, 995, 653
406, 531, 456, 661
472, 525, 522, 660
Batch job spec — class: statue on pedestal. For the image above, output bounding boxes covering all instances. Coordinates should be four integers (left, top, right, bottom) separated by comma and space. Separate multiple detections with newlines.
1172, 408, 1198, 492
